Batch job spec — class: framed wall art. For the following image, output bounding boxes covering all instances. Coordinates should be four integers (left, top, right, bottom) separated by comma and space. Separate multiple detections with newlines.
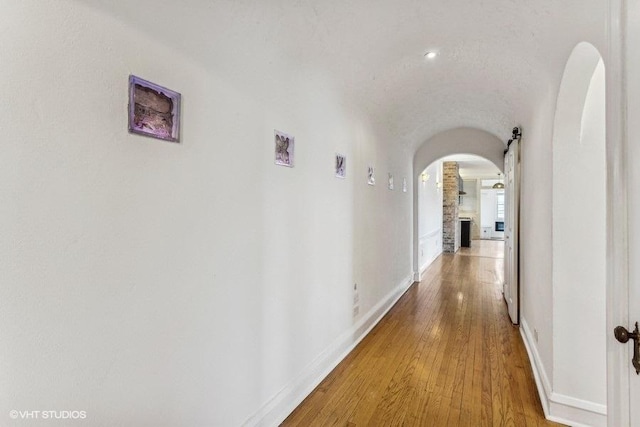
367, 166, 375, 185
128, 75, 181, 143
335, 154, 346, 178
274, 130, 295, 167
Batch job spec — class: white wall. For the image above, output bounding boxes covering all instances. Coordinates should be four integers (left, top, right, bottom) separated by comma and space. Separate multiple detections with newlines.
553, 55, 606, 409
0, 2, 413, 426
551, 45, 606, 424
519, 87, 557, 415
479, 188, 505, 239
480, 189, 497, 228
520, 42, 607, 427
459, 179, 481, 239
417, 162, 443, 274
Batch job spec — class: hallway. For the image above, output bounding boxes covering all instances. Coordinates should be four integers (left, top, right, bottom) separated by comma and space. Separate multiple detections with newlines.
283, 241, 559, 426
1, 2, 625, 424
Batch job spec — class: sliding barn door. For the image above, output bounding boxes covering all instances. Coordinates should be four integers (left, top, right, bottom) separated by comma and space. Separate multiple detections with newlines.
504, 140, 519, 324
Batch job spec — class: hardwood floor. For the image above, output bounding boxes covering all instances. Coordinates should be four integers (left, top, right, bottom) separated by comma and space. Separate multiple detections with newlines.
458, 239, 505, 259
282, 240, 561, 426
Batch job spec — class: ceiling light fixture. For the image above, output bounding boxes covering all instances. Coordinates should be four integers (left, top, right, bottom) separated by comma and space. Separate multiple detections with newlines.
493, 173, 505, 189
424, 51, 437, 59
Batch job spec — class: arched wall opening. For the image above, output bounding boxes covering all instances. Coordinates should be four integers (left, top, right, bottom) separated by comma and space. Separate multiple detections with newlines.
551, 42, 606, 416
412, 127, 506, 279
415, 154, 503, 277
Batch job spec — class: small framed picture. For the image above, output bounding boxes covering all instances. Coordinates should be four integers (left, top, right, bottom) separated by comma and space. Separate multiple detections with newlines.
388, 173, 394, 190
367, 166, 376, 185
335, 154, 346, 178
128, 75, 181, 142
274, 130, 295, 167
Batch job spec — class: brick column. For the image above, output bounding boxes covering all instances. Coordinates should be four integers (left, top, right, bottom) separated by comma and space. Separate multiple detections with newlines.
443, 162, 460, 253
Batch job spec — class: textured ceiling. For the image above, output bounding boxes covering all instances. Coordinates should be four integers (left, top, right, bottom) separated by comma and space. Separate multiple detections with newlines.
81, 0, 606, 151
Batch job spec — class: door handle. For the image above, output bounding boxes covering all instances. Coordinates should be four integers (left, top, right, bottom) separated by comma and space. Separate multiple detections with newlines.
614, 322, 640, 375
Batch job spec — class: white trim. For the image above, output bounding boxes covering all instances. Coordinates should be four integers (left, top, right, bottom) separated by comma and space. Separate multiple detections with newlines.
419, 262, 431, 279
419, 253, 441, 280
550, 393, 606, 416
418, 228, 443, 279
243, 273, 415, 427
520, 318, 552, 415
606, 1, 630, 426
419, 228, 441, 240
419, 258, 438, 279
412, 171, 421, 282
545, 398, 606, 427
521, 318, 607, 427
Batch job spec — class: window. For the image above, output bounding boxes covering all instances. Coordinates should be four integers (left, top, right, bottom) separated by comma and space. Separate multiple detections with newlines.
496, 191, 505, 220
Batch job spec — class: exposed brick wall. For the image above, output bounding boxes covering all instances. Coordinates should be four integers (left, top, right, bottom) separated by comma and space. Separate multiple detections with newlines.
443, 162, 460, 253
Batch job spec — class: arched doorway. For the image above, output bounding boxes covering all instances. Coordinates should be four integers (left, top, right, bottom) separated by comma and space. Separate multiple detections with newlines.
415, 155, 504, 278
551, 42, 607, 422
412, 127, 505, 281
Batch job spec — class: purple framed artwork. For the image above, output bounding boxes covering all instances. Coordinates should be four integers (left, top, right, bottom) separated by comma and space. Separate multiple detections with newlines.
367, 166, 375, 185
274, 130, 295, 167
335, 154, 346, 178
128, 75, 181, 143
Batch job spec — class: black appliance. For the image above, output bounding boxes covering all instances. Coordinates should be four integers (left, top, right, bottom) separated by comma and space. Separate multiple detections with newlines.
460, 219, 471, 247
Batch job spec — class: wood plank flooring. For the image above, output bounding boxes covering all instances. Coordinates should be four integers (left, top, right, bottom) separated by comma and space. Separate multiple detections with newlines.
282, 240, 561, 426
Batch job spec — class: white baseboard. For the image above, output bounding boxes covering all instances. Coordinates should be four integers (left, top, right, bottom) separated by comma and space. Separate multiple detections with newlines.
520, 318, 607, 427
520, 318, 552, 415
419, 252, 440, 281
243, 273, 415, 427
418, 250, 443, 282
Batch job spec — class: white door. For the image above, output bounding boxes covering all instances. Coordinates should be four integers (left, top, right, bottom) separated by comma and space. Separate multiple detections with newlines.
622, 0, 640, 421
608, 1, 639, 425
503, 139, 519, 324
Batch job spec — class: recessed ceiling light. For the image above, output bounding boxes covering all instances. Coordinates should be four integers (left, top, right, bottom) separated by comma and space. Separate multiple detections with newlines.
424, 51, 437, 59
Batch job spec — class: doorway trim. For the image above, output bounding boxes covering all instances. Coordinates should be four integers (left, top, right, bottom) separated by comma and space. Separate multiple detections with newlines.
606, 1, 630, 426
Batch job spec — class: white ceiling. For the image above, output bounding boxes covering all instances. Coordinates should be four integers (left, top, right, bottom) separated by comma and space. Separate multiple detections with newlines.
84, 0, 606, 151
